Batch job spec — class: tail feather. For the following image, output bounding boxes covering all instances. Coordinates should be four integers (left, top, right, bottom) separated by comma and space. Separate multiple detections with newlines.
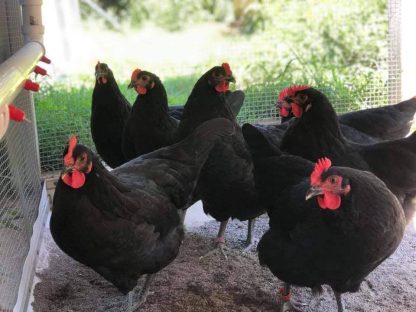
140, 118, 234, 165
395, 97, 416, 113
180, 117, 235, 162
242, 123, 282, 157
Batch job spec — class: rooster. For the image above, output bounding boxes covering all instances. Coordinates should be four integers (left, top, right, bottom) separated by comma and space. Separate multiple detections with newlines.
176, 63, 263, 257
279, 85, 416, 223
122, 68, 178, 161
50, 118, 234, 311
91, 62, 131, 168
242, 124, 406, 312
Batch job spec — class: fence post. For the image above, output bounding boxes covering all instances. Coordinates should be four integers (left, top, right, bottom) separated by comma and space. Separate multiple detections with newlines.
401, 0, 416, 100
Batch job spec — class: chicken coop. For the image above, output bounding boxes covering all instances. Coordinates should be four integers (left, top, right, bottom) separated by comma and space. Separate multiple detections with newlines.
0, 0, 415, 311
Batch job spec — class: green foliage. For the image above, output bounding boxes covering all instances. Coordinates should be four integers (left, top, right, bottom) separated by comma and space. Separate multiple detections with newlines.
34, 75, 199, 171
115, 0, 232, 31
39, 0, 390, 171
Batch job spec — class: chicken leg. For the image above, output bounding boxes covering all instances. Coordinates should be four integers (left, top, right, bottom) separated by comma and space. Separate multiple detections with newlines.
334, 291, 345, 312
276, 283, 306, 312
243, 218, 258, 252
128, 274, 154, 312
199, 220, 229, 260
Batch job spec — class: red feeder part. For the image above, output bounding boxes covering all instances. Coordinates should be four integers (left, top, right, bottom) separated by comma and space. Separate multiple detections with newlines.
8, 104, 26, 122
40, 55, 51, 64
24, 79, 40, 92
34, 65, 47, 76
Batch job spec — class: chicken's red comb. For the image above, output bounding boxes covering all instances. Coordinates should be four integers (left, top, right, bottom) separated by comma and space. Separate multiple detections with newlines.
131, 68, 141, 81
222, 63, 232, 76
278, 85, 310, 101
64, 135, 78, 166
310, 157, 332, 185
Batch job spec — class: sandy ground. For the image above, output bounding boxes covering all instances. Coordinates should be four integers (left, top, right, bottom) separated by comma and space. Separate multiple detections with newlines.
31, 202, 416, 312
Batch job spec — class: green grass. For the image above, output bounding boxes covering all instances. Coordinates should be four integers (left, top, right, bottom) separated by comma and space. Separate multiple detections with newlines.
34, 74, 200, 171
35, 68, 390, 172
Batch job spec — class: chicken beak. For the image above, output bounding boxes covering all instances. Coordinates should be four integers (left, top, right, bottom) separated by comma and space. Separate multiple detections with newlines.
227, 75, 236, 83
305, 186, 324, 201
127, 81, 134, 89
63, 165, 73, 175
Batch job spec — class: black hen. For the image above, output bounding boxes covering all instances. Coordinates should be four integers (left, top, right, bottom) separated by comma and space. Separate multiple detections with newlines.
91, 62, 131, 168
176, 63, 263, 255
338, 97, 416, 140
121, 68, 178, 161
279, 86, 416, 222
277, 92, 416, 141
253, 97, 402, 148
242, 124, 406, 312
50, 118, 234, 310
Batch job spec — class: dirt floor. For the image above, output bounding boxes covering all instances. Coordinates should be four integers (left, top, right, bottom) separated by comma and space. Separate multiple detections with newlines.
31, 209, 416, 312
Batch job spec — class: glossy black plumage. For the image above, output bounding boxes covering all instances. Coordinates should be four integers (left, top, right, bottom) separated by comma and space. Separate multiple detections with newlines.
176, 65, 263, 223
338, 97, 416, 140
280, 87, 416, 222
122, 70, 178, 161
91, 63, 131, 168
51, 118, 234, 294
243, 124, 405, 297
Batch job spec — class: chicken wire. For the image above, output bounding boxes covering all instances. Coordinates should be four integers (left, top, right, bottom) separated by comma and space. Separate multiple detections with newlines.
36, 0, 403, 172
0, 0, 42, 311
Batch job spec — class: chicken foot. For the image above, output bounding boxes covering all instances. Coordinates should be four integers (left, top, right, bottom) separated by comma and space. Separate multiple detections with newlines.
276, 283, 308, 312
128, 274, 154, 312
199, 220, 229, 260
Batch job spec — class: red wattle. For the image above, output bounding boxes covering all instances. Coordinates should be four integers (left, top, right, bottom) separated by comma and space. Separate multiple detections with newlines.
280, 106, 289, 117
62, 170, 86, 189
317, 193, 341, 210
291, 102, 303, 118
215, 81, 229, 93
136, 85, 147, 95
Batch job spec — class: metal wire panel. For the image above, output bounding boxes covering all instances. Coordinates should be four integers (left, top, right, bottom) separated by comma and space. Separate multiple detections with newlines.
388, 0, 401, 103
0, 1, 42, 311
35, 0, 402, 174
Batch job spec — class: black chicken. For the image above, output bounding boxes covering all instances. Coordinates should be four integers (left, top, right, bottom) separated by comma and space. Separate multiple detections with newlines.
279, 85, 416, 223
176, 63, 264, 256
121, 68, 178, 161
50, 118, 234, 311
277, 91, 416, 141
242, 124, 406, 312
338, 96, 416, 140
248, 118, 380, 150
91, 62, 131, 168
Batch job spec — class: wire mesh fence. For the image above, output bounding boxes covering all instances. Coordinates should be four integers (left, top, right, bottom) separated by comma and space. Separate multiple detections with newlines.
0, 1, 42, 311
34, 0, 403, 174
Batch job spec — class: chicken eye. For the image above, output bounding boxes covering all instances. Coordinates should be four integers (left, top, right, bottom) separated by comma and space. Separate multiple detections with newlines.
329, 176, 338, 184
142, 76, 148, 81
298, 94, 308, 101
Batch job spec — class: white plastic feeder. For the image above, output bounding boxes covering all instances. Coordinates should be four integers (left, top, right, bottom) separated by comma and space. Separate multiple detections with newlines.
0, 41, 45, 139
